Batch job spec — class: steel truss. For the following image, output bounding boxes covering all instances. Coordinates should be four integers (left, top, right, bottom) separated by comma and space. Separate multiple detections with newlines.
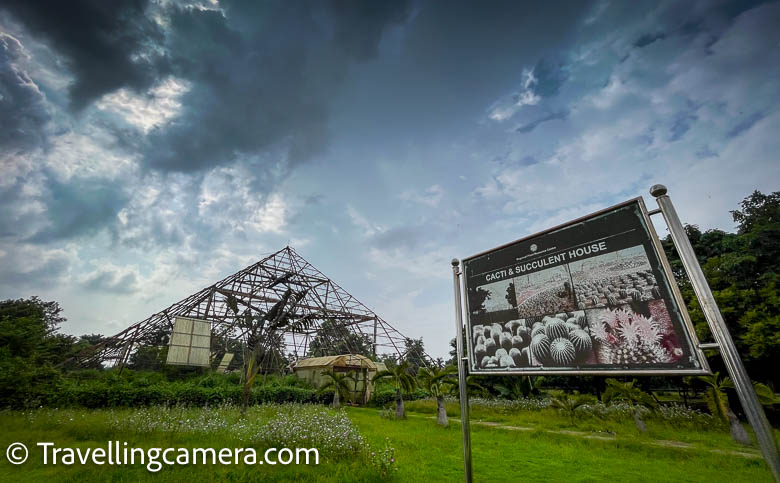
73, 246, 417, 370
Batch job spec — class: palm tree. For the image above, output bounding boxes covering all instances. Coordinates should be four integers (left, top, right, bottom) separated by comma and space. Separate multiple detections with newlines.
495, 376, 545, 399
372, 360, 417, 419
551, 393, 590, 425
225, 292, 313, 413
418, 366, 457, 426
319, 370, 355, 409
603, 378, 656, 432
698, 372, 751, 445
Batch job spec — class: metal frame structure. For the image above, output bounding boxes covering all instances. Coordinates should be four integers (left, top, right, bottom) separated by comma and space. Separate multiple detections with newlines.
460, 197, 709, 376
452, 187, 780, 482
650, 185, 779, 481
73, 246, 414, 369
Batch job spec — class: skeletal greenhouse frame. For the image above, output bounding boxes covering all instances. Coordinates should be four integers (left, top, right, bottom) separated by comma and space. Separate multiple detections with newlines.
71, 246, 415, 370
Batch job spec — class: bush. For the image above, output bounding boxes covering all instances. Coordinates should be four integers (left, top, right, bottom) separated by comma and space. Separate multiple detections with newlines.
37, 371, 322, 409
369, 386, 430, 406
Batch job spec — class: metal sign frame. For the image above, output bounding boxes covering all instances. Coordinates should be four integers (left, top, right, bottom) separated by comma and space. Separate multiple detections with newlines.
451, 187, 780, 482
460, 197, 709, 376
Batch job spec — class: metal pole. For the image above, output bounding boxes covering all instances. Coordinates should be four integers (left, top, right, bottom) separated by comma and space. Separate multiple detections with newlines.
651, 184, 780, 481
452, 259, 473, 483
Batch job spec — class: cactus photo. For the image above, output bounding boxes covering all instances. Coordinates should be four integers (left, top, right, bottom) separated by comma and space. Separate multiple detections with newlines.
569, 245, 663, 310
512, 265, 576, 318
586, 300, 686, 366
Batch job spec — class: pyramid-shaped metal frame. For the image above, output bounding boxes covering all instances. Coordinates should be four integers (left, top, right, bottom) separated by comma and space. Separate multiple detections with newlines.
76, 246, 415, 368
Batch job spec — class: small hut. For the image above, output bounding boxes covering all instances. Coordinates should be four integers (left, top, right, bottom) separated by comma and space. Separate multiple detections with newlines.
293, 354, 379, 404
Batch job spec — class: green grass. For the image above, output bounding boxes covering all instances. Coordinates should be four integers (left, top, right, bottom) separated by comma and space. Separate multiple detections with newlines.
349, 407, 773, 482
402, 398, 780, 451
0, 405, 775, 482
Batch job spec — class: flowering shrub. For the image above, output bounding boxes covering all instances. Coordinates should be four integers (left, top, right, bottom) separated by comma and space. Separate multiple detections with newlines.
368, 437, 397, 478
252, 405, 367, 459
469, 397, 552, 411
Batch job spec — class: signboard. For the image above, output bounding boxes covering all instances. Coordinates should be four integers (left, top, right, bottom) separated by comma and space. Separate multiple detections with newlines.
166, 316, 212, 367
462, 198, 707, 375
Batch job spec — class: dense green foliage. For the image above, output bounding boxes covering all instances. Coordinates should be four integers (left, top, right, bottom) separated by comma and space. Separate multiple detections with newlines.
2, 369, 329, 409
662, 190, 780, 386
306, 319, 374, 357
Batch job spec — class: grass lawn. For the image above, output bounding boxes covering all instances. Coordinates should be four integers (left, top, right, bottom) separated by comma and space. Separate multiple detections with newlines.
0, 405, 775, 482
403, 398, 780, 451
348, 407, 774, 482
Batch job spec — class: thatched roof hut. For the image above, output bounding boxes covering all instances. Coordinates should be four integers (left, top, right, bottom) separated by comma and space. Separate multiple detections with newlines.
293, 354, 379, 404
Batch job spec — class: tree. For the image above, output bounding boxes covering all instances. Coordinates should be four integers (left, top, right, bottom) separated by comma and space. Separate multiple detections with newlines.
0, 297, 71, 407
402, 337, 428, 373
494, 376, 544, 399
698, 372, 751, 445
471, 287, 490, 315
318, 370, 355, 409
306, 319, 373, 357
225, 292, 313, 412
372, 359, 417, 419
551, 393, 590, 425
603, 379, 656, 432
662, 190, 780, 386
418, 366, 457, 426
505, 282, 517, 308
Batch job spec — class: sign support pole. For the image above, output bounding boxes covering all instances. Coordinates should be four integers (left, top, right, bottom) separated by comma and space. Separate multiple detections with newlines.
651, 184, 780, 481
452, 259, 473, 483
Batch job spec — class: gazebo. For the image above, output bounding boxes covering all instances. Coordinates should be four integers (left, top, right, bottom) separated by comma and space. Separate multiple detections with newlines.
293, 354, 380, 404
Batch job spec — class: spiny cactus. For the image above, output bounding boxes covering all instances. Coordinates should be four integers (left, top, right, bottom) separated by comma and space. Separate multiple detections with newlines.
593, 307, 674, 365
509, 347, 523, 366
651, 286, 661, 299
530, 334, 551, 363
545, 319, 569, 340
549, 337, 576, 366
485, 338, 497, 356
499, 354, 515, 368
475, 343, 487, 366
569, 329, 593, 356
500, 332, 513, 351
607, 294, 619, 307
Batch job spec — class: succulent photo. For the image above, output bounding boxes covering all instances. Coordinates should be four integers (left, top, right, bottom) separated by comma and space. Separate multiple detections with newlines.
588, 301, 685, 366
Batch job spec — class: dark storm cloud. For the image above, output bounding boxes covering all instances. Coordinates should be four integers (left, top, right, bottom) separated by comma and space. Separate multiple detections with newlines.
29, 177, 129, 242
0, 33, 50, 155
82, 269, 138, 294
532, 57, 569, 98
633, 32, 665, 48
143, 0, 411, 172
0, 0, 166, 110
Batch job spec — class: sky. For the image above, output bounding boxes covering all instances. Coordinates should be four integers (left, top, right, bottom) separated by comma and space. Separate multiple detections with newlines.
1, 0, 779, 361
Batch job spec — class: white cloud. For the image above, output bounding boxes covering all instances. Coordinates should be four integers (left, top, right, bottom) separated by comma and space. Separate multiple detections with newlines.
96, 77, 190, 133
347, 205, 384, 237
476, 2, 780, 231
487, 68, 542, 122
400, 184, 444, 207
251, 193, 288, 233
